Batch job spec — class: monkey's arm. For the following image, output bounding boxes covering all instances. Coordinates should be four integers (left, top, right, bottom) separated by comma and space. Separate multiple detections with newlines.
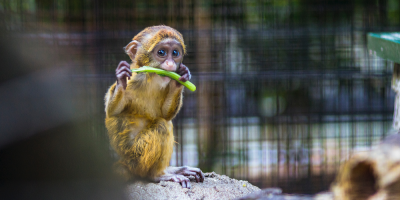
105, 61, 132, 117
105, 82, 127, 117
162, 83, 183, 121
161, 64, 191, 120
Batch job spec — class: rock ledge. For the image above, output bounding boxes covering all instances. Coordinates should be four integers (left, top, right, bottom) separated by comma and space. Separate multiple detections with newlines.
126, 172, 261, 200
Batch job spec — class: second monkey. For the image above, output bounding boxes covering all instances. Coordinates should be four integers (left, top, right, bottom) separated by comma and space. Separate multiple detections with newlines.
104, 25, 204, 188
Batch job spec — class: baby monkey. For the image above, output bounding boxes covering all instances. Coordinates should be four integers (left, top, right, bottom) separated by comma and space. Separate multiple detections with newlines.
104, 25, 204, 188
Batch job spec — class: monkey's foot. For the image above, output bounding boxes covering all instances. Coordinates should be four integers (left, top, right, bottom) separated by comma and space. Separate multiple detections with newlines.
166, 166, 205, 183
156, 173, 191, 188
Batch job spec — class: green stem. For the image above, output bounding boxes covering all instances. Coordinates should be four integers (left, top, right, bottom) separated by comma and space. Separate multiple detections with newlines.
131, 66, 196, 92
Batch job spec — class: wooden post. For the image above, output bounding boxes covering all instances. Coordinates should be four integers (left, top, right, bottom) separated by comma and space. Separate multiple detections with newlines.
393, 63, 400, 130
392, 63, 400, 130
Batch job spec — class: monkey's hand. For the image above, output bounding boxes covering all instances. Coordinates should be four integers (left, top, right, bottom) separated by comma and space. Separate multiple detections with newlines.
166, 166, 205, 183
156, 173, 192, 188
175, 63, 191, 86
116, 61, 132, 90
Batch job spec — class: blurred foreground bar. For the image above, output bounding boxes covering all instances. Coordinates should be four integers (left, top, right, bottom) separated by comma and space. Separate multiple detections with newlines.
0, 28, 126, 200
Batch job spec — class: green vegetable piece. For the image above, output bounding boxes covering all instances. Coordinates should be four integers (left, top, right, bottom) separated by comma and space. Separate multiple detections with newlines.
131, 66, 196, 92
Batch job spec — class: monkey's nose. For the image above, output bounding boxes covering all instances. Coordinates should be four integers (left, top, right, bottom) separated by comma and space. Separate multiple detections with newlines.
163, 60, 176, 71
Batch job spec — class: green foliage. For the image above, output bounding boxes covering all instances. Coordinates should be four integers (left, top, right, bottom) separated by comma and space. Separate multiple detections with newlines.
132, 66, 197, 92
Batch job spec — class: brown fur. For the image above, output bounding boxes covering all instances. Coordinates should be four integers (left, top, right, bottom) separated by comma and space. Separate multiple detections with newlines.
104, 26, 184, 180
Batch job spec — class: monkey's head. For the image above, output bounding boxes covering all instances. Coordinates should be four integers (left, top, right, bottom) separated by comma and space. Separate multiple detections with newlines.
125, 25, 186, 72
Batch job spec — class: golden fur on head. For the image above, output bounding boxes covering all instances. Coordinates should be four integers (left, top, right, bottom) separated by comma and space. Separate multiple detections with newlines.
133, 25, 186, 54
125, 25, 186, 69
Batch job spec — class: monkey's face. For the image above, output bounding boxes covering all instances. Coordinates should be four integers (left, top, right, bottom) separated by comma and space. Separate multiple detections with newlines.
152, 38, 183, 72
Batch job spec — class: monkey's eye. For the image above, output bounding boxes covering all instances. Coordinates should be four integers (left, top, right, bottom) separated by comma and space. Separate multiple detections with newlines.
157, 50, 166, 56
172, 50, 180, 57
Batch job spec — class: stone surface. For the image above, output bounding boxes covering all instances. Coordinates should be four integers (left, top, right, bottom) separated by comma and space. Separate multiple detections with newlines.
237, 188, 317, 200
126, 172, 261, 200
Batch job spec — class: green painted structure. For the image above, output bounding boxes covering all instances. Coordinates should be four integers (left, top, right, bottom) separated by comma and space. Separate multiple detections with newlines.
368, 33, 400, 64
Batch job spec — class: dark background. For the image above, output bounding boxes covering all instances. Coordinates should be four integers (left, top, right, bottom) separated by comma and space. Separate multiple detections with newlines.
0, 0, 398, 197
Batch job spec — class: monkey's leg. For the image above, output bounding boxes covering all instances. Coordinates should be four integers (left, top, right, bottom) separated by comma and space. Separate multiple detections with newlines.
112, 119, 180, 183
133, 120, 196, 188
155, 173, 192, 188
166, 166, 205, 183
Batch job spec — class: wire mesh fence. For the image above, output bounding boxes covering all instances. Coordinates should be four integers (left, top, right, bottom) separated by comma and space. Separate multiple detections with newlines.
1, 0, 399, 194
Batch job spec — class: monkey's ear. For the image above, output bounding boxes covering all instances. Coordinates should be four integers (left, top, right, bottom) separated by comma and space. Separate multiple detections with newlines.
124, 40, 140, 61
